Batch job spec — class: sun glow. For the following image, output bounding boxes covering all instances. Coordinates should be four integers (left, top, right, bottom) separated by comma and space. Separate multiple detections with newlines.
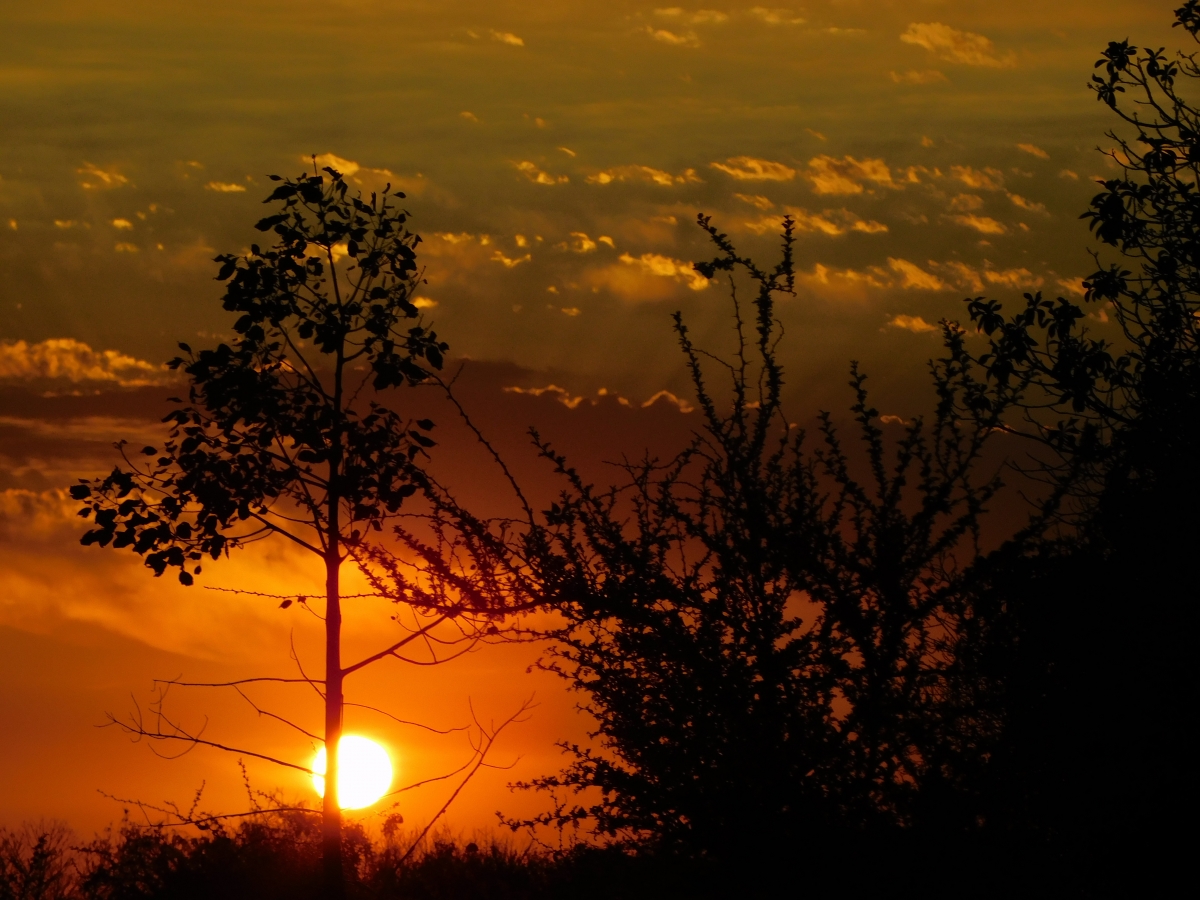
311, 735, 394, 810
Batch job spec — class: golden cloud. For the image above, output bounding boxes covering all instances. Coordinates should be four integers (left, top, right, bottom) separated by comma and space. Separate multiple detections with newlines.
490, 30, 524, 46
984, 267, 1043, 289
951, 165, 1005, 190
900, 23, 1015, 68
948, 214, 1008, 234
646, 26, 700, 47
514, 161, 569, 185
735, 193, 774, 210
641, 389, 694, 414
0, 339, 164, 386
805, 155, 896, 194
710, 156, 796, 181
1017, 143, 1049, 159
887, 314, 938, 333
77, 163, 129, 190
587, 165, 701, 186
206, 181, 247, 193
1007, 192, 1048, 215
743, 207, 887, 237
748, 7, 805, 26
887, 259, 947, 291
619, 253, 709, 290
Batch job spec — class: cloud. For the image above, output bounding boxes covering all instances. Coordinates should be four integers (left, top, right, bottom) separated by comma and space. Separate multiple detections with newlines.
490, 30, 524, 46
587, 165, 701, 186
311, 153, 360, 176
887, 258, 946, 291
735, 193, 774, 210
887, 314, 938, 333
111, 218, 134, 230
948, 214, 1008, 234
1056, 277, 1087, 297
1017, 143, 1049, 159
206, 181, 247, 193
933, 260, 985, 292
748, 7, 805, 25
1059, 169, 1079, 180
503, 384, 586, 409
619, 253, 709, 290
560, 307, 581, 316
412, 297, 438, 309
77, 163, 129, 190
805, 155, 896, 194
114, 242, 139, 252
950, 165, 1004, 190
646, 26, 700, 46
655, 8, 728, 25
900, 22, 1015, 68
949, 193, 984, 212
985, 267, 1043, 289
641, 389, 694, 413
558, 146, 576, 157
0, 339, 164, 386
710, 156, 796, 181
743, 207, 887, 236
1007, 192, 1048, 215
460, 111, 479, 122
514, 161, 569, 185
491, 250, 532, 268
889, 70, 947, 84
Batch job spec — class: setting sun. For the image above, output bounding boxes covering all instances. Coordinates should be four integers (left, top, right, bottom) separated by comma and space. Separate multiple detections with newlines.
311, 735, 394, 810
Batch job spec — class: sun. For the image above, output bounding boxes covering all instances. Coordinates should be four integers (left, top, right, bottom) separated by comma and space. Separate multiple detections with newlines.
311, 735, 394, 810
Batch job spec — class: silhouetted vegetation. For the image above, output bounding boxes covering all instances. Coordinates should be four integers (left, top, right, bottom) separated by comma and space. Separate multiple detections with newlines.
47, 6, 1199, 898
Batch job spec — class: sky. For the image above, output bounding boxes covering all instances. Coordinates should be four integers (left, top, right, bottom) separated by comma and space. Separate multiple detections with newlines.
0, 0, 1176, 839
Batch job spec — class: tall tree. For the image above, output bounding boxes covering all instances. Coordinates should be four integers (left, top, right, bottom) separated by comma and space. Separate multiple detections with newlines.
71, 164, 451, 896
943, 4, 1200, 882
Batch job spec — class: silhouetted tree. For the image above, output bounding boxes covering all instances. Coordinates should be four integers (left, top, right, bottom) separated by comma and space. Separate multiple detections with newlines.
942, 4, 1200, 884
68, 164, 510, 897
395, 219, 1011, 868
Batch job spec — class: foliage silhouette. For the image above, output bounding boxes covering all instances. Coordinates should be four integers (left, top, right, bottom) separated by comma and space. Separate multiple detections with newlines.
67, 163, 511, 897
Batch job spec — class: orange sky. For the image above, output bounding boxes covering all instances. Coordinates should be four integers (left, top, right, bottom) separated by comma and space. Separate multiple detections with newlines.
0, 0, 1178, 839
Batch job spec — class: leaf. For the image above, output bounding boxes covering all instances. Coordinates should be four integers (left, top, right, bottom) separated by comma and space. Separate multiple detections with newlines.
280, 599, 293, 609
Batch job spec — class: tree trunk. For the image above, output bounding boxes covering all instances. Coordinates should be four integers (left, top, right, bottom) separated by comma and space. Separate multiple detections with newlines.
322, 545, 344, 898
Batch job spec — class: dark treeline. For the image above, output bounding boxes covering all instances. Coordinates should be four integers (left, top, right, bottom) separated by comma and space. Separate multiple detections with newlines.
9, 6, 1196, 899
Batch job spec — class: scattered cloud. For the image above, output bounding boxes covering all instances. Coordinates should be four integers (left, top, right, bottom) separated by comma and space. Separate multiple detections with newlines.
805, 128, 827, 142
642, 389, 695, 413
0, 339, 164, 386
900, 22, 1016, 68
711, 156, 796, 181
655, 8, 729, 25
646, 26, 700, 47
587, 165, 701, 186
735, 193, 775, 210
949, 194, 985, 212
460, 111, 479, 122
933, 260, 985, 292
805, 155, 896, 194
951, 165, 1005, 190
490, 30, 524, 46
619, 252, 710, 290
889, 69, 947, 84
888, 258, 946, 291
744, 207, 887, 236
566, 232, 598, 253
1007, 192, 1048, 215
503, 384, 586, 409
114, 242, 139, 252
1056, 277, 1087, 297
311, 153, 360, 176
1017, 143, 1049, 159
748, 7, 805, 26
491, 250, 531, 268
560, 306, 582, 316
558, 146, 576, 157
412, 296, 438, 309
1059, 169, 1079, 180
514, 161, 569, 185
111, 218, 134, 230
206, 181, 246, 193
77, 163, 129, 190
985, 267, 1043, 289
948, 214, 1008, 235
887, 314, 939, 333
921, 136, 935, 148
